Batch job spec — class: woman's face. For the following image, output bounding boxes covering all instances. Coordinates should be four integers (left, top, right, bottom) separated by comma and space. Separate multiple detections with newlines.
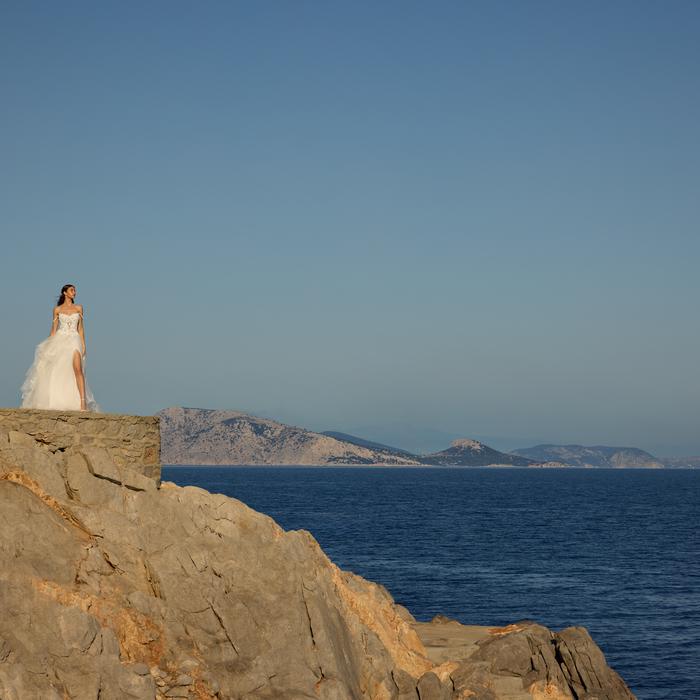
66, 286, 76, 300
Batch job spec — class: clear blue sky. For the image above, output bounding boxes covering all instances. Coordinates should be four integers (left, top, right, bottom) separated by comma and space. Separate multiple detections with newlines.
2, 1, 698, 456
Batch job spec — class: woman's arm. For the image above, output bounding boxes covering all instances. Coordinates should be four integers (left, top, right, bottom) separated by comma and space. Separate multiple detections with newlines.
50, 308, 58, 337
77, 305, 87, 356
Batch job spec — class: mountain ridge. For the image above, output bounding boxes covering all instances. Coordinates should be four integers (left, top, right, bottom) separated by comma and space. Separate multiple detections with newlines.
511, 443, 665, 468
423, 438, 538, 466
661, 455, 700, 469
321, 430, 414, 456
159, 407, 543, 467
159, 406, 679, 468
158, 406, 422, 466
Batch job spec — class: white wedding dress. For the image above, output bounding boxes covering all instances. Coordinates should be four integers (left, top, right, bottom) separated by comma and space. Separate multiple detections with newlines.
21, 312, 99, 411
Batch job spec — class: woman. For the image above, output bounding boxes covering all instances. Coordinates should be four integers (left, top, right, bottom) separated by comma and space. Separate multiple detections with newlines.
21, 284, 99, 411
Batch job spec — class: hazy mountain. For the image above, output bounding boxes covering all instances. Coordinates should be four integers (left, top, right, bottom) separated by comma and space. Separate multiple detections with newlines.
158, 407, 421, 465
511, 444, 664, 468
339, 424, 465, 456
661, 456, 700, 469
159, 408, 553, 467
421, 439, 538, 466
321, 431, 414, 456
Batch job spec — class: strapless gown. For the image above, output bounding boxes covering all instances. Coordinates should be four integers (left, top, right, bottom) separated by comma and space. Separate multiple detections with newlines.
21, 313, 99, 411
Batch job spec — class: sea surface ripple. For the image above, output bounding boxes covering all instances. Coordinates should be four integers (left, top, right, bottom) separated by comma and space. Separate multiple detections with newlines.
163, 466, 700, 700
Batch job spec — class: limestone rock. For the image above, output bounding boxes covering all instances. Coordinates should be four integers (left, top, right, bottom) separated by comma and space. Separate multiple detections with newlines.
0, 420, 636, 699
555, 626, 635, 699
0, 408, 161, 480
414, 619, 635, 700
82, 446, 157, 491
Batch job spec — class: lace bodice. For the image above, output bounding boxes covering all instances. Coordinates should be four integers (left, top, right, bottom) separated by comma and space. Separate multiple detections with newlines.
56, 312, 81, 335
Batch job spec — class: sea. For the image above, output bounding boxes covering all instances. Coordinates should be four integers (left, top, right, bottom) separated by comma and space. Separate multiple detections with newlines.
162, 466, 699, 700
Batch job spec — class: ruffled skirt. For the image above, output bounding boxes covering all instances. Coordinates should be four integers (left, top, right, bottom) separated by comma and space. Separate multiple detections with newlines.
20, 331, 99, 411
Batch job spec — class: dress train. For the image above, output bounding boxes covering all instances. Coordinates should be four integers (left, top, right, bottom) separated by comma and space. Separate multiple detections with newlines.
21, 312, 99, 411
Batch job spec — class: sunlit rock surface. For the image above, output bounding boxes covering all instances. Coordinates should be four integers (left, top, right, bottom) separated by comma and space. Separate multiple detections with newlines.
0, 411, 635, 699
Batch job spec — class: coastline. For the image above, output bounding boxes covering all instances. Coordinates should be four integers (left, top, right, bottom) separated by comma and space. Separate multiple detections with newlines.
165, 464, 700, 699
163, 462, 690, 469
0, 411, 640, 698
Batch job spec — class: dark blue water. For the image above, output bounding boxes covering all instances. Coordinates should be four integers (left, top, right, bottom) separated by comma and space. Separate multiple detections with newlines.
162, 466, 699, 700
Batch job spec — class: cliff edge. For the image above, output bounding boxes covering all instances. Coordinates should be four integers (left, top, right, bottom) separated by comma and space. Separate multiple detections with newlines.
0, 410, 635, 699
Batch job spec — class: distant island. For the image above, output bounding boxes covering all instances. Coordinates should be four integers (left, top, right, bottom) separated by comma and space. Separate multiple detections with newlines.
511, 444, 664, 468
159, 407, 695, 467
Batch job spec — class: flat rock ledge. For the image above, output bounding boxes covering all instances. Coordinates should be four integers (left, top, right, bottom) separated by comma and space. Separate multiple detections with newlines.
0, 417, 636, 699
0, 408, 160, 480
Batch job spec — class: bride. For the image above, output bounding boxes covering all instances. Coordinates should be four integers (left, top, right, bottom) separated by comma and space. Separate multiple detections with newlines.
21, 284, 99, 412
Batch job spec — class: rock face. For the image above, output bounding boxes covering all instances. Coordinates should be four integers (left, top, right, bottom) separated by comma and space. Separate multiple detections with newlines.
0, 408, 161, 480
0, 411, 636, 699
158, 407, 421, 465
415, 618, 635, 700
511, 444, 664, 468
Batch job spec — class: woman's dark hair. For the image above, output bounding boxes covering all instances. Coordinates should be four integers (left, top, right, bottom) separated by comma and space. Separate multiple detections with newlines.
57, 284, 76, 306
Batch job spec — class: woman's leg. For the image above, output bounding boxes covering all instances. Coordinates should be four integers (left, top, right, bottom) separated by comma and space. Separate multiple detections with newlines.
72, 350, 87, 410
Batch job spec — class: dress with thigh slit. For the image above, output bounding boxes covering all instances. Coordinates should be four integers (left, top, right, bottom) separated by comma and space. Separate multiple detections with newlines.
20, 312, 99, 411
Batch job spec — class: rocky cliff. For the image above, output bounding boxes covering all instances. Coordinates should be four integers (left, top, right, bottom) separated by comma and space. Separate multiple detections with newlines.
0, 408, 160, 479
0, 411, 636, 699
